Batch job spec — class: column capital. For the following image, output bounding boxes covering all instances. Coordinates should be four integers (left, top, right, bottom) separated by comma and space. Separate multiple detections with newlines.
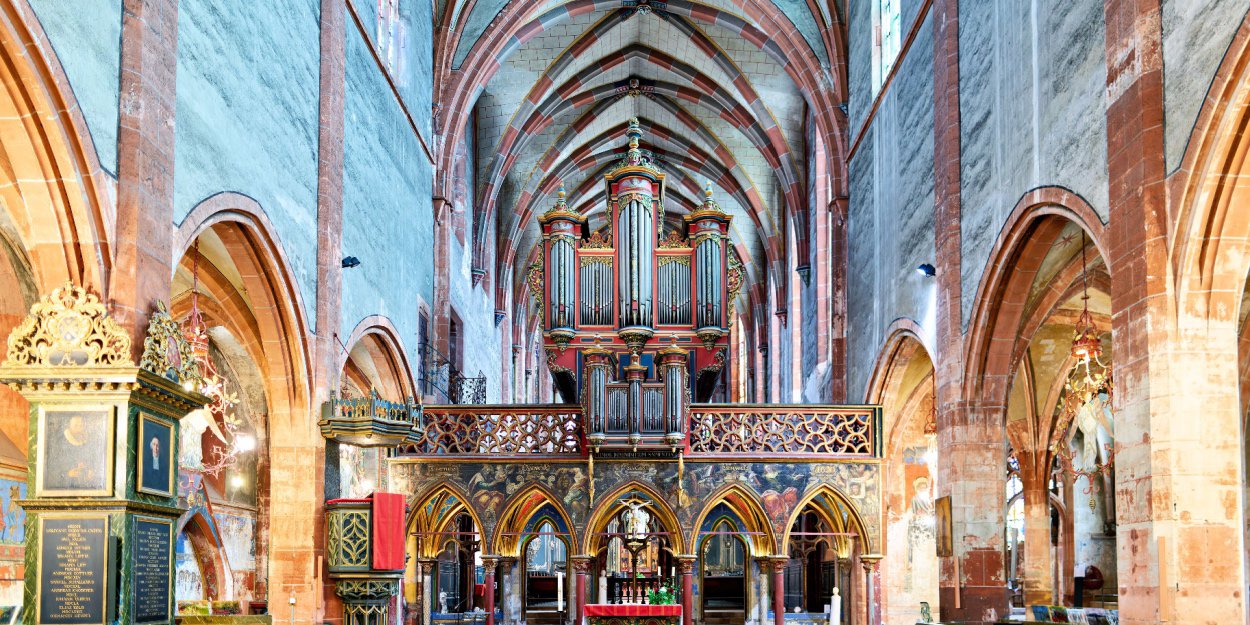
570, 555, 594, 573
675, 554, 697, 574
764, 555, 790, 573
481, 555, 500, 573
859, 554, 883, 573
498, 556, 518, 567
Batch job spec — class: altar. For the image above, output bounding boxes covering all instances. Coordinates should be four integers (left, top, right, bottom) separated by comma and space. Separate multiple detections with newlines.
583, 604, 681, 625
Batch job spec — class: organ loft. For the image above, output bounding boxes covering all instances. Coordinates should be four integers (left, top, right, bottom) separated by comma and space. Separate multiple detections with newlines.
537, 118, 737, 450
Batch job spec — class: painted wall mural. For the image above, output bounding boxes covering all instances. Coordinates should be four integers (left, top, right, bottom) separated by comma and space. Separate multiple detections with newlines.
390, 459, 881, 553
0, 477, 25, 606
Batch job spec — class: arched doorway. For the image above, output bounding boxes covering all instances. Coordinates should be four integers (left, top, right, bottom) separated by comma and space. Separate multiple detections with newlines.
584, 484, 685, 605
408, 485, 486, 622
781, 487, 870, 625
522, 519, 568, 623
700, 516, 747, 621
866, 325, 938, 624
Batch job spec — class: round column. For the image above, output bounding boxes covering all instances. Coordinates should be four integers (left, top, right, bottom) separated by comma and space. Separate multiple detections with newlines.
768, 557, 787, 625
860, 555, 882, 625
483, 557, 499, 625
676, 555, 696, 625
572, 555, 593, 625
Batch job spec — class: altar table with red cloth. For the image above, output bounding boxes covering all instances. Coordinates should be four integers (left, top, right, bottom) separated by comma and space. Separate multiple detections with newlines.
584, 605, 681, 625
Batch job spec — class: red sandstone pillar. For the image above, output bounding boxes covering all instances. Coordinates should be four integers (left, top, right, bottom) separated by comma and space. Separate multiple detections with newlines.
572, 556, 592, 625
483, 557, 498, 625
769, 557, 785, 625
677, 556, 695, 625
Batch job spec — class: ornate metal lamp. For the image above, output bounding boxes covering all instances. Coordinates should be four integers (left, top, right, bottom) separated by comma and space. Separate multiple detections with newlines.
1051, 232, 1115, 509
184, 241, 250, 477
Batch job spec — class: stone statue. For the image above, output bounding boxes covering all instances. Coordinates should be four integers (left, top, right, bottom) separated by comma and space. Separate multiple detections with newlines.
1071, 390, 1114, 468
624, 500, 650, 540
438, 590, 448, 613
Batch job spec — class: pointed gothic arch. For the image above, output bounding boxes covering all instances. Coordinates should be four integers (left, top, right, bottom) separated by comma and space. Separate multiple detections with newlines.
408, 483, 484, 559
780, 483, 871, 554
491, 483, 578, 558
688, 482, 777, 557
339, 316, 418, 401
583, 481, 685, 554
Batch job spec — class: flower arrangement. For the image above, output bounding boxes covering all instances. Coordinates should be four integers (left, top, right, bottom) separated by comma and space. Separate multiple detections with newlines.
647, 585, 677, 605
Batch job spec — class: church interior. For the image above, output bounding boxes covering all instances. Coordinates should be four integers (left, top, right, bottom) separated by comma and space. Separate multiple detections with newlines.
0, 0, 1245, 624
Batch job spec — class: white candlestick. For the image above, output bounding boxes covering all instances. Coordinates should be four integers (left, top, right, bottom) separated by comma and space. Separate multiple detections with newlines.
557, 572, 565, 612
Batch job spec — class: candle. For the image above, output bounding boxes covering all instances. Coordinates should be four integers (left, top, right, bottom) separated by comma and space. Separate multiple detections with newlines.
557, 571, 564, 612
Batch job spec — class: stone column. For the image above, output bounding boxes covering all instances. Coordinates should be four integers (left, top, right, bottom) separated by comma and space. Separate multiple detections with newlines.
767, 557, 787, 625
483, 557, 499, 625
1018, 453, 1055, 605
754, 557, 769, 625
859, 556, 882, 625
498, 557, 518, 625
676, 555, 697, 625
419, 559, 436, 625
571, 555, 593, 625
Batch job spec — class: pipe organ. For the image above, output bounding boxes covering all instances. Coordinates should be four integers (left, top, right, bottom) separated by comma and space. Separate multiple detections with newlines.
538, 118, 734, 452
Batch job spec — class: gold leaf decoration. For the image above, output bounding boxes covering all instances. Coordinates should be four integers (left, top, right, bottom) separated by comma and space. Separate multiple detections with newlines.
139, 300, 204, 387
3, 282, 131, 367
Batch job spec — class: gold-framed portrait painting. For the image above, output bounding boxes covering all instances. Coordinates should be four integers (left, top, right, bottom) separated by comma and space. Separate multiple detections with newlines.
137, 414, 174, 497
37, 408, 114, 497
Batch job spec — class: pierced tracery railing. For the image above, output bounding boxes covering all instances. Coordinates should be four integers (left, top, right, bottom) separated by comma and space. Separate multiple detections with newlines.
397, 405, 585, 457
687, 405, 881, 458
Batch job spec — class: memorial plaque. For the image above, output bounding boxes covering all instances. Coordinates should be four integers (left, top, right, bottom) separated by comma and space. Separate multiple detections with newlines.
38, 516, 109, 625
132, 517, 172, 623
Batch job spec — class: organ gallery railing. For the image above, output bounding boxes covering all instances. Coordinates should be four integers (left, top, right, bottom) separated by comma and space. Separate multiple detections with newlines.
388, 404, 881, 459
398, 405, 584, 456
687, 405, 881, 458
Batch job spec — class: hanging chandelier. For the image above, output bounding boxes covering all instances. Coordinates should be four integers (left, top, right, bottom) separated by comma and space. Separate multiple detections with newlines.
184, 241, 254, 478
1052, 231, 1115, 509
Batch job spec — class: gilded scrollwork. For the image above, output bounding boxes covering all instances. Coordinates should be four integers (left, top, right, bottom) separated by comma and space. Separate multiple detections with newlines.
3, 282, 131, 368
139, 300, 204, 386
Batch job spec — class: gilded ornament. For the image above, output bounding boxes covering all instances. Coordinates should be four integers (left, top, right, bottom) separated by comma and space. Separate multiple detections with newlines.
583, 230, 613, 249
3, 282, 131, 368
658, 230, 689, 249
139, 299, 204, 387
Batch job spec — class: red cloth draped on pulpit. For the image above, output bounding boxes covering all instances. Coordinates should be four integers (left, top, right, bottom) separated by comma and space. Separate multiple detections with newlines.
583, 605, 682, 618
371, 492, 405, 570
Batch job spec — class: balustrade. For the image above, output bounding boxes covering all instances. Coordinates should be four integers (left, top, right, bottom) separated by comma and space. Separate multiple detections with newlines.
687, 405, 881, 458
398, 405, 584, 456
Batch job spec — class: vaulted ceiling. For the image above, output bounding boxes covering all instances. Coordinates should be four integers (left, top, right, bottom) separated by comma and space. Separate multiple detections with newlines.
433, 0, 848, 317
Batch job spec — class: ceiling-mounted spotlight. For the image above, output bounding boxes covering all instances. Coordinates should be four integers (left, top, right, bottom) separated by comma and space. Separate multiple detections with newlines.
916, 263, 936, 277
341, 256, 361, 269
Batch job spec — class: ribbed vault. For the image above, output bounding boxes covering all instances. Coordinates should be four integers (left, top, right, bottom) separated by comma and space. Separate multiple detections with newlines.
433, 0, 846, 343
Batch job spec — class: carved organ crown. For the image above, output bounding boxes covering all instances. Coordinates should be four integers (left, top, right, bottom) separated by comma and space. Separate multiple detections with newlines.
538, 118, 733, 451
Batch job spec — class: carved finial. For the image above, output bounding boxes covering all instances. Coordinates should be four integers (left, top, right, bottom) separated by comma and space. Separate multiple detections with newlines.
699, 182, 725, 214
3, 282, 132, 368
